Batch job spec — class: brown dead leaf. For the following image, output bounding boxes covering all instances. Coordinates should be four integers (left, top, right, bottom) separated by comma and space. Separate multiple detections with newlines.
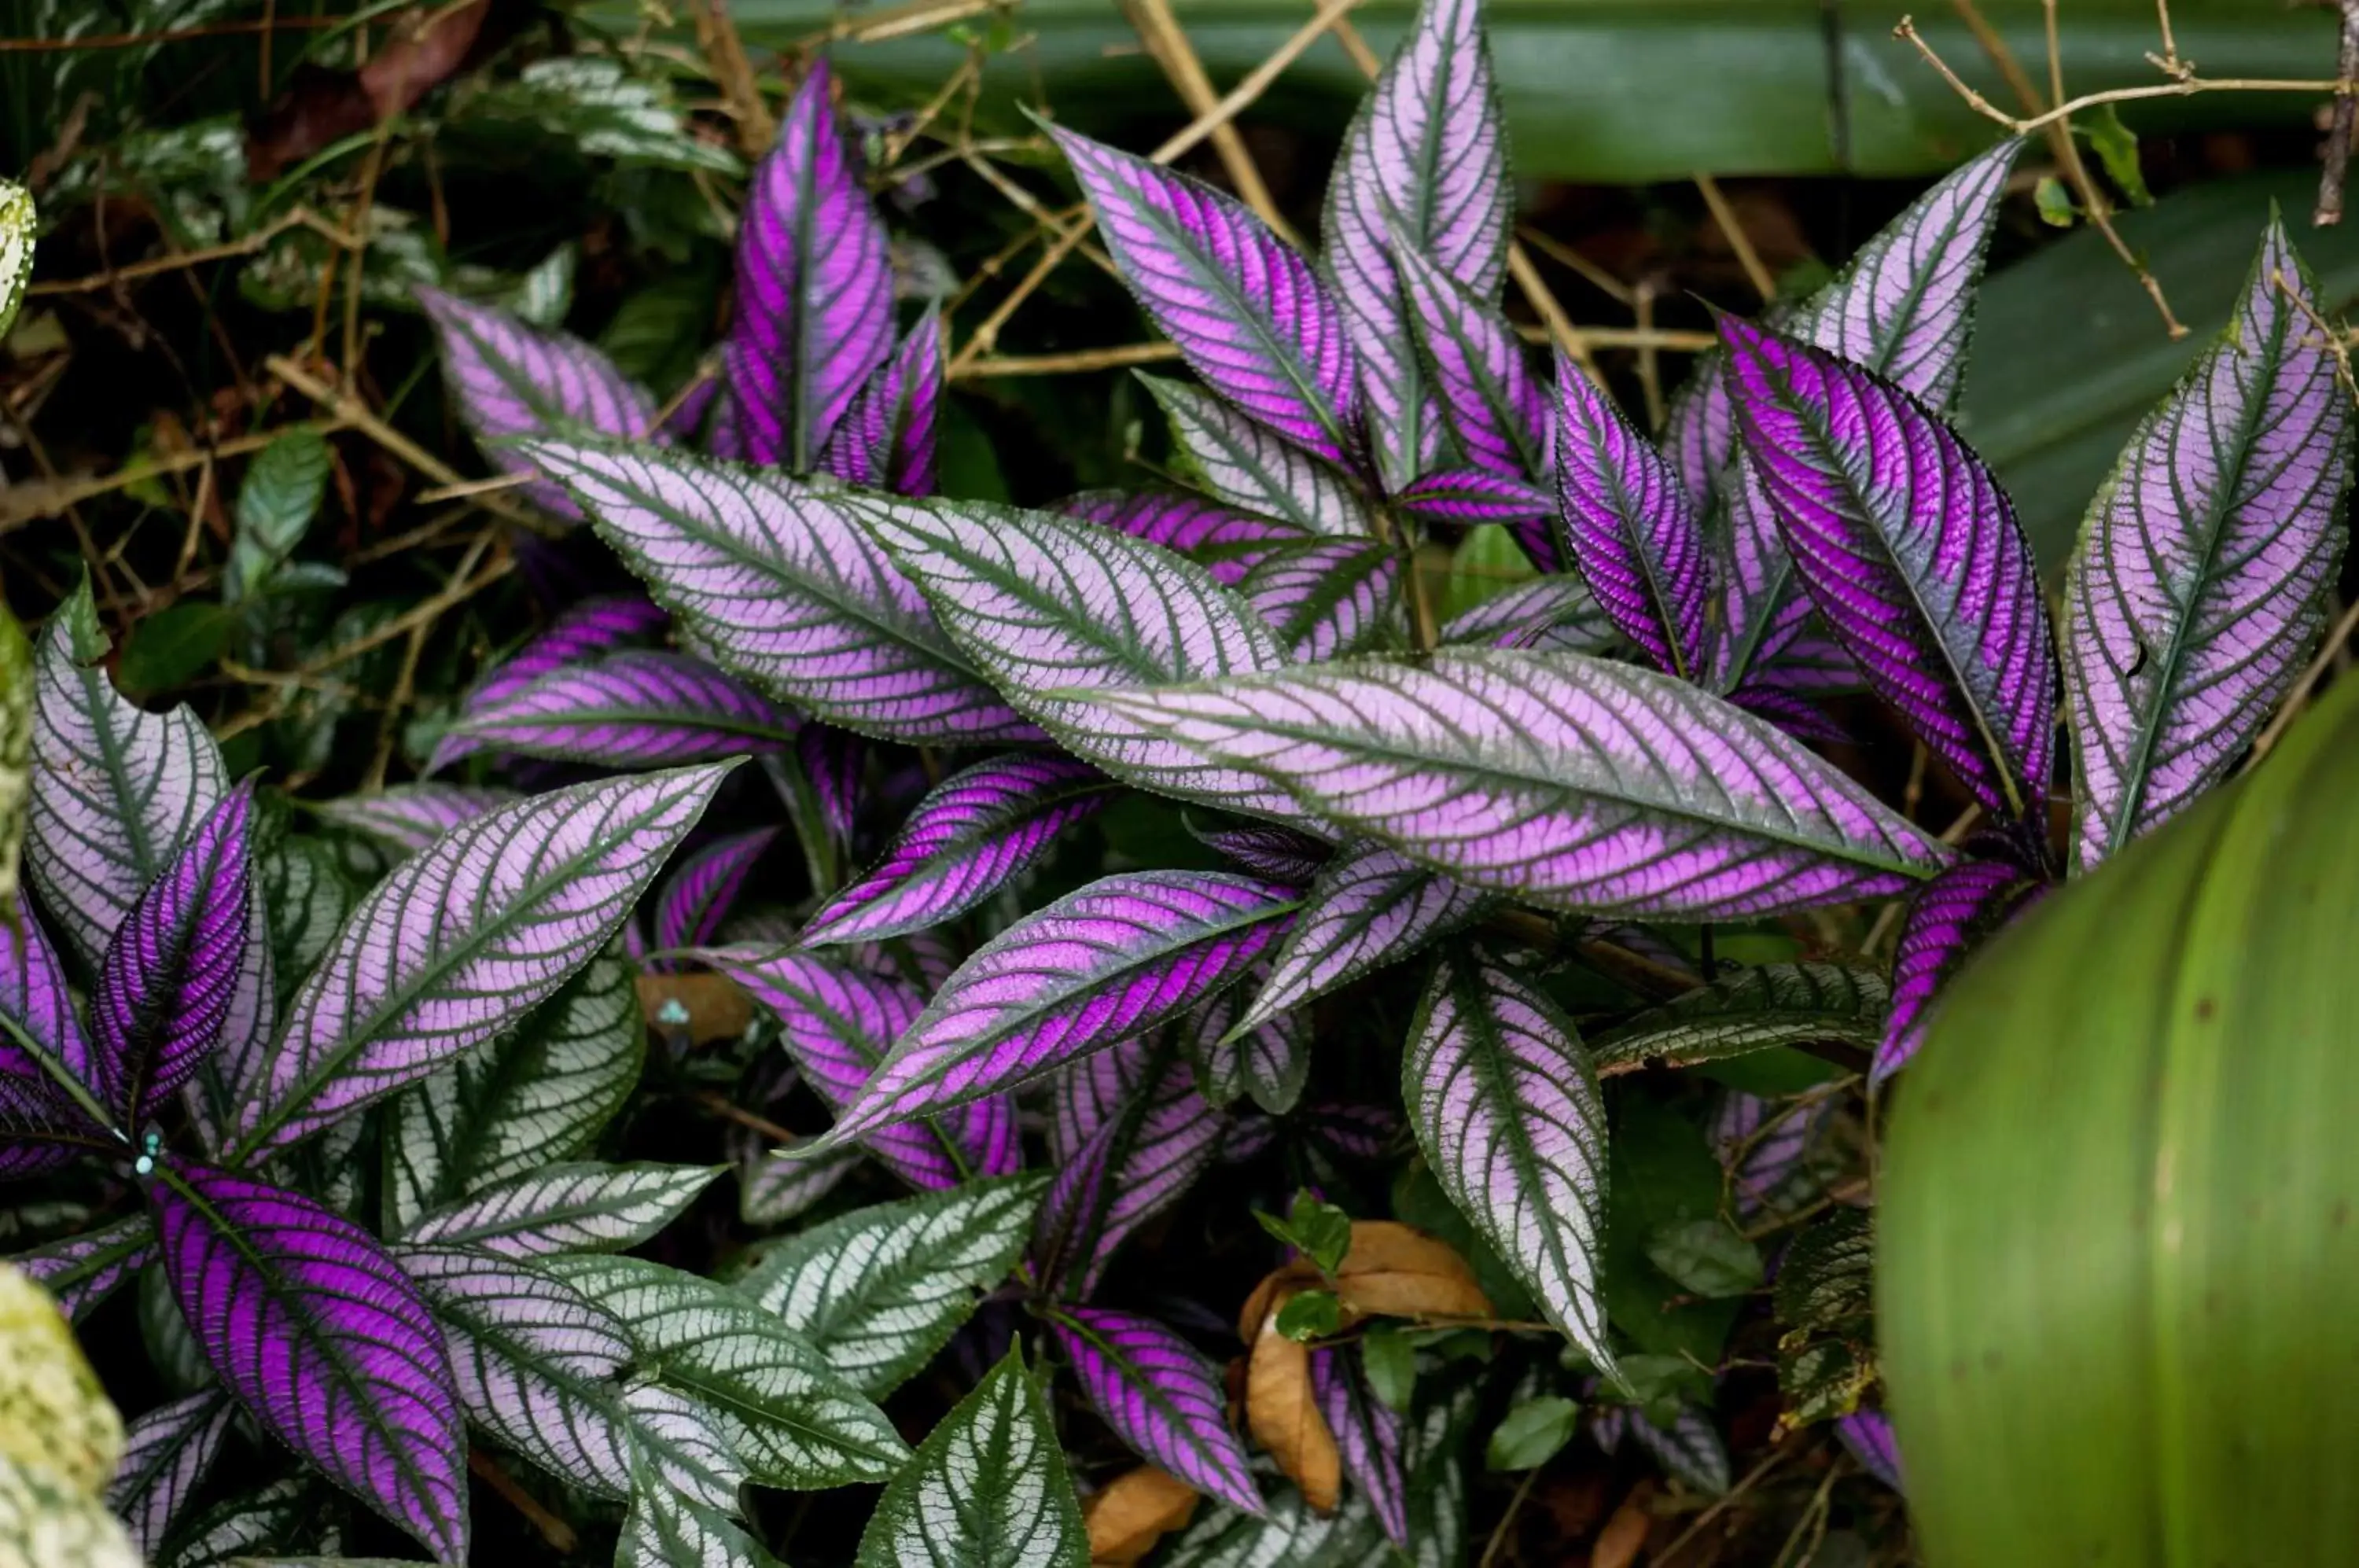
637, 972, 752, 1045
1590, 1479, 1656, 1568
1333, 1221, 1492, 1323
1237, 1260, 1320, 1343
1246, 1290, 1340, 1512
247, 0, 495, 181
1084, 1465, 1199, 1565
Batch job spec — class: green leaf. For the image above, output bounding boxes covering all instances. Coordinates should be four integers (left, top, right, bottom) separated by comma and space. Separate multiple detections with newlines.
1275, 1290, 1342, 1342
1614, 1353, 1713, 1428
116, 604, 232, 696
1361, 1325, 1417, 1413
0, 180, 33, 346
507, 243, 576, 329
226, 430, 333, 604
1603, 1099, 1740, 1365
1779, 1338, 1872, 1426
460, 58, 741, 174
1774, 1209, 1872, 1332
2081, 105, 2151, 205
2034, 175, 2077, 228
1440, 523, 1538, 624
1485, 1395, 1579, 1471
1256, 1191, 1352, 1275
855, 1347, 1088, 1568
1643, 1219, 1762, 1299
617, 1452, 783, 1567
1589, 962, 1887, 1075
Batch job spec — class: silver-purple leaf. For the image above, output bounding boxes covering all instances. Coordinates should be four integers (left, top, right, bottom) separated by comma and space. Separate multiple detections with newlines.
1235, 840, 1494, 1032
1628, 1403, 1732, 1495
1660, 352, 1733, 521
0, 905, 105, 1146
726, 60, 895, 471
1394, 467, 1559, 571
1309, 1345, 1410, 1547
1871, 859, 2045, 1085
1722, 318, 2058, 828
820, 306, 944, 495
1032, 1044, 1224, 1300
1837, 1409, 1904, 1492
1434, 573, 1614, 653
430, 594, 669, 773
1139, 375, 1374, 538
1392, 237, 1544, 479
1405, 955, 1610, 1371
1047, 122, 1360, 469
9, 1213, 153, 1321
451, 650, 798, 767
653, 829, 777, 955
1093, 650, 1952, 918
107, 1388, 236, 1556
1189, 819, 1332, 885
231, 765, 730, 1158
1051, 1307, 1264, 1515
1590, 962, 1888, 1076
313, 785, 517, 856
1183, 979, 1310, 1114
1061, 489, 1305, 586
800, 754, 1119, 947
618, 1454, 782, 1568
398, 1161, 721, 1256
1713, 1090, 1838, 1223
525, 440, 1034, 744
1239, 539, 1402, 662
739, 1139, 861, 1226
2064, 218, 2356, 868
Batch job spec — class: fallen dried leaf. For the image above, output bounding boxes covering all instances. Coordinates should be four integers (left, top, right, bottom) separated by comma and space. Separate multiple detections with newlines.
1333, 1220, 1492, 1323
637, 972, 752, 1044
1084, 1465, 1199, 1565
1591, 1478, 1656, 1568
1246, 1289, 1341, 1511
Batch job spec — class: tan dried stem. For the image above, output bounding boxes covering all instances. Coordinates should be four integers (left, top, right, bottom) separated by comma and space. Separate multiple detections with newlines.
690, 0, 773, 154
1695, 172, 1777, 301
1150, 0, 1366, 167
2320, 2, 2359, 225
1125, 0, 1301, 247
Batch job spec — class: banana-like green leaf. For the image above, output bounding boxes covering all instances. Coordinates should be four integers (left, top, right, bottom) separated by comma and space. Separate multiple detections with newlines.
1589, 963, 1888, 1076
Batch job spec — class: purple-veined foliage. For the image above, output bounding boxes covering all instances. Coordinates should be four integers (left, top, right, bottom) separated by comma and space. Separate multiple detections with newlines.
1032, 1043, 1223, 1299
653, 829, 777, 955
429, 594, 668, 773
1391, 237, 1545, 479
1741, 628, 1864, 695
1060, 488, 1304, 586
1838, 1409, 1904, 1492
820, 306, 944, 495
1629, 1403, 1733, 1495
1721, 318, 2058, 831
2064, 219, 2356, 869
1323, 0, 1510, 490
1436, 574, 1615, 653
524, 440, 1036, 745
233, 765, 729, 1158
1182, 977, 1310, 1113
1728, 683, 1847, 745
0, 904, 104, 1150
739, 1138, 861, 1226
107, 1386, 237, 1555
10, 1213, 153, 1320
800, 754, 1120, 947
1139, 374, 1375, 539
1713, 1091, 1838, 1223
726, 60, 895, 470
1190, 819, 1333, 884
315, 784, 517, 856
1872, 859, 2046, 1085
148, 1158, 469, 1561
1046, 121, 1361, 469
448, 649, 799, 767
664, 373, 723, 446
815, 870, 1296, 1146
90, 781, 252, 1124
1092, 651, 1953, 918
1239, 539, 1401, 661
398, 1161, 721, 1256
1406, 954, 1611, 1371
1553, 360, 1713, 682
1310, 1345, 1411, 1547
1659, 352, 1732, 521
1221, 1111, 1277, 1164
1051, 1308, 1264, 1515
792, 722, 867, 860
1236, 841, 1493, 1032
693, 946, 1016, 1190
1045, 1033, 1156, 1167
1393, 467, 1558, 571
418, 286, 661, 521
1305, 1100, 1400, 1162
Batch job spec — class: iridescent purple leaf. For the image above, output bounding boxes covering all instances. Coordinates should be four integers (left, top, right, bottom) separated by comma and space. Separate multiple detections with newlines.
1728, 683, 1848, 745
232, 765, 731, 1158
1093, 651, 1952, 918
1188, 820, 1331, 884
2064, 218, 2356, 868
1406, 954, 1611, 1371
1743, 629, 1863, 695
313, 785, 517, 856
1237, 840, 1493, 1032
0, 906, 104, 1142
1590, 962, 1888, 1076
399, 1161, 722, 1256
1871, 859, 2045, 1085
1033, 1045, 1224, 1300
815, 870, 1296, 1144
1051, 1308, 1263, 1515
430, 594, 668, 772
418, 286, 658, 520
1394, 466, 1558, 572
1392, 238, 1544, 479
653, 829, 777, 955
1309, 1345, 1410, 1547
1061, 488, 1305, 587
726, 60, 894, 470
793, 722, 867, 858
1323, 0, 1510, 489
9, 1213, 152, 1321
1660, 353, 1732, 520
1045, 122, 1360, 468
148, 1159, 468, 1561
1182, 978, 1309, 1114
1722, 318, 2058, 828
1712, 1090, 1838, 1223
1239, 539, 1402, 662
820, 306, 944, 495
801, 755, 1118, 947
524, 440, 1034, 744
451, 650, 798, 766
1434, 573, 1614, 653
1837, 1409, 1904, 1492
107, 1387, 236, 1556
1139, 375, 1374, 538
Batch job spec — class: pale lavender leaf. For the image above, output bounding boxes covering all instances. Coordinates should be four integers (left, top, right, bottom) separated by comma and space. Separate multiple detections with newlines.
1237, 840, 1493, 1032
1052, 1308, 1263, 1515
429, 594, 668, 772
739, 1138, 861, 1225
313, 785, 517, 856
1392, 238, 1545, 478
1711, 1091, 1838, 1223
1139, 375, 1375, 538
820, 306, 944, 495
654, 829, 778, 953
1871, 859, 2044, 1085
1836, 1409, 1904, 1492
9, 1213, 153, 1321
399, 1161, 722, 1256
107, 1388, 236, 1556
1187, 820, 1331, 885
1044, 1034, 1157, 1167
1061, 488, 1306, 586
1434, 574, 1614, 653
1238, 539, 1402, 662
451, 650, 798, 766
1309, 1345, 1409, 1547
1032, 1043, 1222, 1299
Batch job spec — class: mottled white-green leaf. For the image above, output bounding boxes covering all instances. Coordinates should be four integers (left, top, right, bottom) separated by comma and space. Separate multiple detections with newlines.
734, 1175, 1044, 1397
462, 58, 742, 173
1629, 1403, 1732, 1495
854, 1348, 1087, 1568
256, 837, 356, 1008
398, 1161, 719, 1257
616, 1452, 782, 1568
1157, 1478, 1386, 1566
0, 1452, 141, 1568
1139, 374, 1372, 538
1589, 962, 1889, 1074
226, 432, 333, 604
154, 1478, 335, 1568
0, 182, 32, 344
738, 1139, 861, 1225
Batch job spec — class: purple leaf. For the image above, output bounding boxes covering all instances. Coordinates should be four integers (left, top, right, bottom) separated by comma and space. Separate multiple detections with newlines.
821, 306, 944, 495
1044, 1033, 1157, 1166
1629, 1403, 1732, 1494
451, 650, 799, 767
2064, 218, 2357, 868
1323, 0, 1510, 489
1552, 361, 1713, 681
1061, 488, 1305, 586
1238, 539, 1402, 661
1722, 318, 2059, 829
1407, 954, 1611, 1371
1092, 650, 1953, 918
1872, 859, 2045, 1085
819, 870, 1294, 1146
1237, 841, 1493, 1032
1391, 238, 1546, 479
0, 906, 104, 1141
1434, 574, 1614, 653
10, 1213, 153, 1320
1743, 629, 1864, 694
1051, 1308, 1264, 1515
1309, 1345, 1410, 1547
399, 1161, 722, 1256
148, 1159, 469, 1561
801, 755, 1119, 947
1659, 353, 1733, 521
739, 1139, 861, 1226
1304, 1100, 1399, 1162
1712, 1090, 1838, 1222
314, 785, 517, 856
654, 829, 778, 954
1393, 467, 1558, 572
791, 722, 867, 858
726, 60, 895, 470
524, 440, 1036, 745
107, 1388, 237, 1556
1728, 683, 1848, 745
430, 594, 669, 773
233, 766, 731, 1158
1032, 1043, 1222, 1298
1046, 122, 1360, 468
418, 286, 658, 519
1836, 1409, 1904, 1492
1139, 376, 1375, 538
1182, 977, 1310, 1113
1188, 820, 1332, 885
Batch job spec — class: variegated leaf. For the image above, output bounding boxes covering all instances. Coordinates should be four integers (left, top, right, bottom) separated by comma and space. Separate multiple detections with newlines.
1032, 1043, 1223, 1300
1182, 982, 1310, 1114
1139, 376, 1374, 539
9, 1215, 153, 1322
447, 650, 799, 766
1236, 840, 1494, 1032
820, 306, 944, 495
105, 1389, 235, 1557
429, 594, 669, 774
1393, 237, 1544, 478
1051, 1308, 1264, 1515
1062, 489, 1305, 586
1238, 539, 1402, 662
398, 1162, 720, 1256
617, 1454, 783, 1568
1591, 962, 1889, 1076
1872, 859, 2046, 1085
653, 829, 778, 955
1434, 574, 1615, 653
311, 786, 517, 857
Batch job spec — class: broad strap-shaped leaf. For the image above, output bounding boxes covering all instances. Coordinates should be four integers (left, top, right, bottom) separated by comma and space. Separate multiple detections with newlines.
0, 907, 105, 1148
816, 870, 1297, 1146
2064, 218, 2356, 868
855, 496, 1298, 816
1032, 1043, 1222, 1299
726, 60, 894, 470
1591, 962, 1890, 1076
1435, 574, 1614, 653
1092, 651, 1952, 918
106, 1389, 235, 1557
429, 594, 668, 773
1047, 122, 1360, 469
1062, 489, 1304, 586
418, 287, 659, 520
1139, 376, 1373, 538
232, 765, 730, 1158
1309, 1345, 1410, 1548
449, 650, 798, 766
146, 1160, 468, 1562
802, 755, 1118, 947
1405, 954, 1610, 1371
1238, 539, 1401, 662
527, 440, 1033, 744
10, 1215, 153, 1322
90, 783, 253, 1124
1051, 1308, 1264, 1515
1182, 981, 1310, 1113
854, 1346, 1089, 1568
734, 1175, 1045, 1397
1323, 0, 1511, 490
543, 1253, 909, 1487
28, 580, 226, 967
313, 785, 516, 856
1721, 318, 2058, 826
398, 1161, 720, 1256
1552, 361, 1713, 681
1235, 841, 1494, 1033
653, 829, 777, 954
1871, 858, 2045, 1085
820, 306, 944, 495
617, 1455, 783, 1568
1393, 239, 1544, 478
